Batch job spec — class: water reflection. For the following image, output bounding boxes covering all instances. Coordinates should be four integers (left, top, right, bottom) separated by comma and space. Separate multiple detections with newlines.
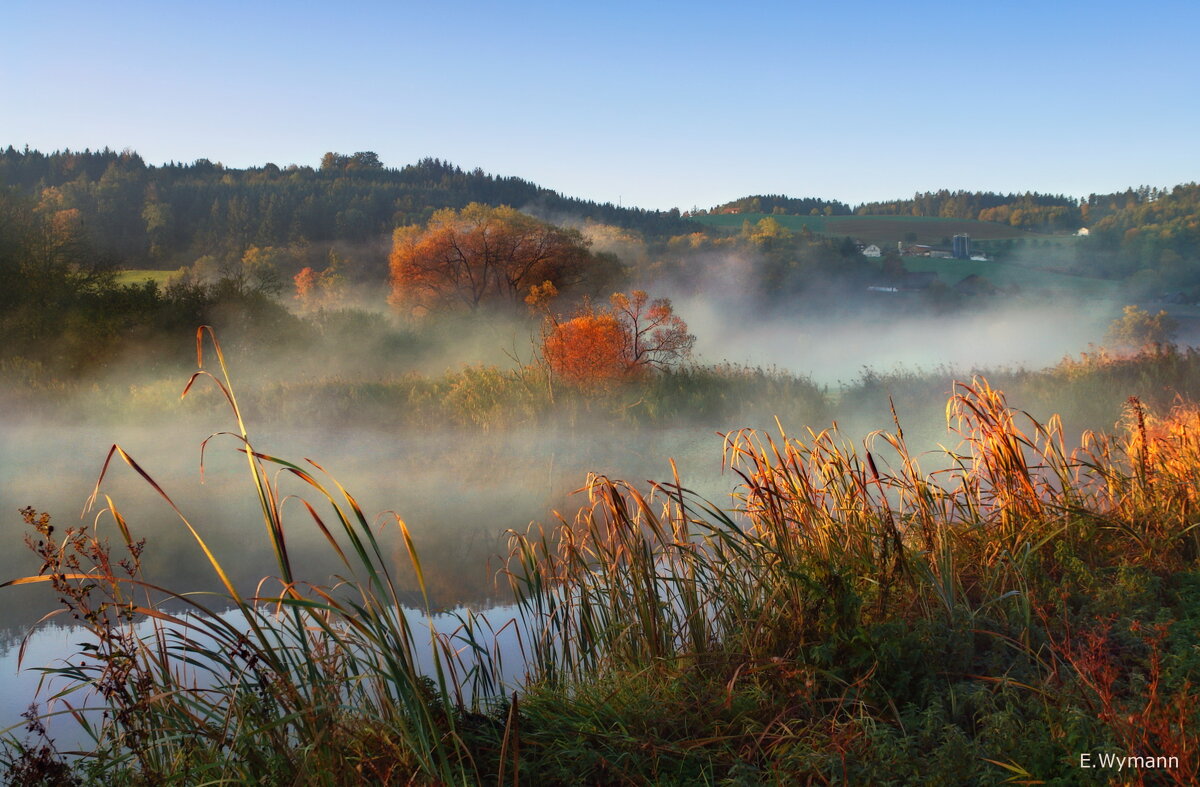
0, 419, 733, 738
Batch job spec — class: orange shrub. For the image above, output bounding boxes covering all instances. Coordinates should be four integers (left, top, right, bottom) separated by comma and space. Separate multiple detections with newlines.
542, 312, 630, 389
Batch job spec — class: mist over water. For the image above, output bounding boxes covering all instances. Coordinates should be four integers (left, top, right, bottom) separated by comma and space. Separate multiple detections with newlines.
0, 421, 730, 629
0, 416, 739, 735
0, 286, 1128, 627
681, 293, 1117, 387
0, 275, 1149, 741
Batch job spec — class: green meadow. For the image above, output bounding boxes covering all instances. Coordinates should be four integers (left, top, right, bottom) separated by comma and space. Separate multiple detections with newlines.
899, 256, 1120, 295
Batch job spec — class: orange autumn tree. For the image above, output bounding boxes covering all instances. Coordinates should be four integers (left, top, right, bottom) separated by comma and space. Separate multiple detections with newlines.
542, 308, 630, 388
293, 254, 346, 312
388, 203, 596, 315
610, 289, 696, 371
540, 288, 695, 389
293, 266, 320, 310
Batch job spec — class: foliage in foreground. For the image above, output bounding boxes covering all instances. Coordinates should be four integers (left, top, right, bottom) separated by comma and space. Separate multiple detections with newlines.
503, 381, 1200, 784
2, 330, 500, 784
4, 336, 1200, 784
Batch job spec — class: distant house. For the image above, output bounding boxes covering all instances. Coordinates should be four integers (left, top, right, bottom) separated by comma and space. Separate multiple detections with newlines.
1076, 227, 1090, 236
862, 244, 882, 257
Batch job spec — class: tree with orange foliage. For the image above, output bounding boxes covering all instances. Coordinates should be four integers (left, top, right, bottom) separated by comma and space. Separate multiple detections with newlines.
293, 254, 345, 312
1106, 304, 1178, 350
540, 289, 695, 389
388, 203, 602, 315
542, 309, 629, 389
294, 267, 319, 308
610, 290, 695, 371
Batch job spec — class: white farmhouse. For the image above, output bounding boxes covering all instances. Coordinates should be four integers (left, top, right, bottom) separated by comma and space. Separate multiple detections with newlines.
862, 244, 882, 257
1076, 227, 1090, 236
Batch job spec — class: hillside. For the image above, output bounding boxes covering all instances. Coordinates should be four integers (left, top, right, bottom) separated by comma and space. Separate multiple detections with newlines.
689, 212, 1050, 245
896, 256, 1119, 296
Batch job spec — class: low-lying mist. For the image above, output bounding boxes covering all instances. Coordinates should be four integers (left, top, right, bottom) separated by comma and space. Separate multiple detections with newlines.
683, 294, 1117, 386
0, 417, 731, 632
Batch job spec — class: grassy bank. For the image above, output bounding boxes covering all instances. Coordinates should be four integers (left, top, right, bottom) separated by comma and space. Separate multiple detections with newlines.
4, 336, 1200, 784
11, 342, 1200, 439
112, 269, 183, 288
0, 357, 832, 433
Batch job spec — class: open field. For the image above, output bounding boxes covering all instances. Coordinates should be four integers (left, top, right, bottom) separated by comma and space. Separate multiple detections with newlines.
899, 255, 1120, 295
113, 268, 182, 287
827, 215, 1053, 243
691, 212, 1061, 245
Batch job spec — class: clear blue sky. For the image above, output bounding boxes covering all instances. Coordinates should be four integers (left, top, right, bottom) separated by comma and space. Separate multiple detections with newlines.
3, 0, 1197, 210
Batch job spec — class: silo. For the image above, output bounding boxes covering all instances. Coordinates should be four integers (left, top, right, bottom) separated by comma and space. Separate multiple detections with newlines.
952, 234, 970, 260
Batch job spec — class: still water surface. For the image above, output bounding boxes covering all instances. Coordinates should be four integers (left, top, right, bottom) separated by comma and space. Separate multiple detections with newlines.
0, 419, 733, 738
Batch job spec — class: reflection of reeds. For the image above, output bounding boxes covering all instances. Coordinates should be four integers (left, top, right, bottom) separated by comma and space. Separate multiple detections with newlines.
4, 335, 1199, 783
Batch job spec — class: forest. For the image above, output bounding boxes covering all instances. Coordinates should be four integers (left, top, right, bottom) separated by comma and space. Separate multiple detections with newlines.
0, 147, 692, 270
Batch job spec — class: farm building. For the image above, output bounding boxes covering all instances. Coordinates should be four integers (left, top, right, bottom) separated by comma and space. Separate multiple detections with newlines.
863, 244, 881, 257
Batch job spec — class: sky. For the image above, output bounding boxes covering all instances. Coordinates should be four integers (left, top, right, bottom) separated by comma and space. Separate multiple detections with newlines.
3, 0, 1198, 211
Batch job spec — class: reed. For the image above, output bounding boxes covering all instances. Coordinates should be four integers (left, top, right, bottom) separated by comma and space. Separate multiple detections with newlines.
2, 328, 498, 784
503, 378, 1200, 781
510, 377, 1180, 673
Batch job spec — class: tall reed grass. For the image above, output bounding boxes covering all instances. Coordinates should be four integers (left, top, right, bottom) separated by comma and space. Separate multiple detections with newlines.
4, 332, 1199, 783
503, 379, 1200, 782
510, 377, 1198, 674
3, 329, 501, 784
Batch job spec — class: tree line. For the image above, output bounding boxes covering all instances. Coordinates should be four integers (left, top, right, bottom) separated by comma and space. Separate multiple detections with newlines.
707, 183, 1200, 290
697, 194, 853, 217
1078, 183, 1200, 282
0, 187, 310, 376
0, 147, 694, 270
853, 189, 1082, 231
